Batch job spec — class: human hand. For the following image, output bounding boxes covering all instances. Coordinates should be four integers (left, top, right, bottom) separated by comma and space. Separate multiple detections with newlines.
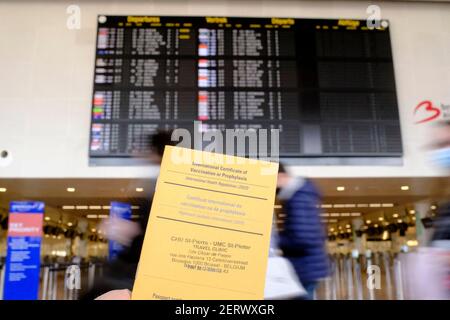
95, 289, 131, 300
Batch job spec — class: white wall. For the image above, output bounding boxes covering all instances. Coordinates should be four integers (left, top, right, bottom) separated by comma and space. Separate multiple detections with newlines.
0, 0, 449, 179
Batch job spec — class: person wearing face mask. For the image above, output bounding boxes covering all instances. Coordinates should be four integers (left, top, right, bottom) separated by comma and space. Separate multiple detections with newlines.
429, 121, 450, 169
428, 121, 450, 248
403, 121, 450, 299
429, 121, 450, 280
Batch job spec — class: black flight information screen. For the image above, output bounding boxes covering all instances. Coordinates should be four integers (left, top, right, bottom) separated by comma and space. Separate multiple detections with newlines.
89, 15, 402, 165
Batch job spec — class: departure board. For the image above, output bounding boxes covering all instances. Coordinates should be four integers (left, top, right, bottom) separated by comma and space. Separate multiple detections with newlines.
89, 16, 402, 165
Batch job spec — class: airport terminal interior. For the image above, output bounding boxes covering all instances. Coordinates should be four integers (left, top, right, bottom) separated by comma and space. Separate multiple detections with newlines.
1, 0, 450, 300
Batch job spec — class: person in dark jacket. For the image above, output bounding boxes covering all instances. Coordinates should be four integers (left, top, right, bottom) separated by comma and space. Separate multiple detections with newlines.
276, 164, 329, 299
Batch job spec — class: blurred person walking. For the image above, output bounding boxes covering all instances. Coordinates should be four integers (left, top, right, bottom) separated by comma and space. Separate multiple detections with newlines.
401, 121, 450, 299
276, 164, 329, 299
421, 121, 450, 298
80, 131, 174, 299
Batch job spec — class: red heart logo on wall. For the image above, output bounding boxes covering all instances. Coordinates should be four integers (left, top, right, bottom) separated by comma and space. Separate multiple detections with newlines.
414, 100, 441, 124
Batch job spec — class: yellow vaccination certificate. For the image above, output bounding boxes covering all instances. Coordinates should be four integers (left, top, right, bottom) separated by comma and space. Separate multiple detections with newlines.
132, 146, 279, 300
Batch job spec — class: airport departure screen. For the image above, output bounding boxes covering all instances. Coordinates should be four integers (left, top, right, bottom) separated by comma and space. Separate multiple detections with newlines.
89, 16, 401, 165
